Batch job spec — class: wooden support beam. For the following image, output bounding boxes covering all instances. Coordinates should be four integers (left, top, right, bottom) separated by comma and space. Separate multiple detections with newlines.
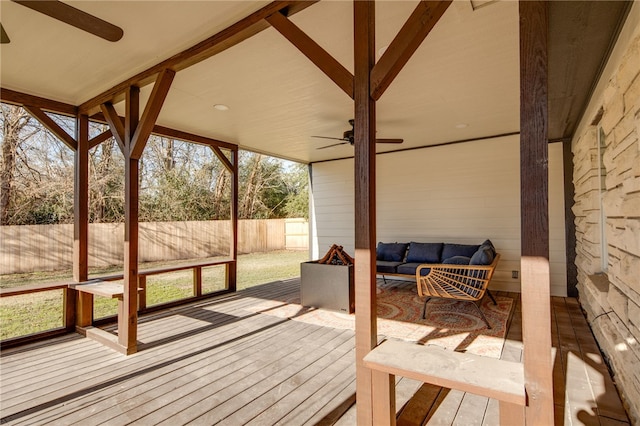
519, 1, 554, 424
130, 69, 175, 159
74, 114, 91, 327
122, 86, 140, 354
89, 115, 237, 151
370, 1, 451, 101
353, 2, 379, 424
23, 105, 77, 150
0, 87, 78, 116
150, 125, 237, 150
100, 102, 125, 152
229, 149, 239, 292
78, 1, 317, 114
266, 11, 354, 99
88, 129, 115, 150
211, 146, 234, 173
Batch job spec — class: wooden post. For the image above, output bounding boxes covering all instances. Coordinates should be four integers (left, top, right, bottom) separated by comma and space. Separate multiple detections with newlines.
73, 114, 90, 328
138, 275, 147, 311
353, 2, 380, 424
121, 85, 140, 354
193, 266, 203, 296
519, 1, 554, 424
229, 148, 238, 292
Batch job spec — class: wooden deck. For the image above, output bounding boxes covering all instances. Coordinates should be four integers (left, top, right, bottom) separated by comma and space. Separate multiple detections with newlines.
0, 279, 630, 425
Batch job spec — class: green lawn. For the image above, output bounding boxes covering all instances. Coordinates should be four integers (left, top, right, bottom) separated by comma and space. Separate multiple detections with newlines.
0, 250, 309, 340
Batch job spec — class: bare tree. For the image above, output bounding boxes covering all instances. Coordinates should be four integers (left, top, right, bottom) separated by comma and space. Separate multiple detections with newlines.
0, 105, 36, 225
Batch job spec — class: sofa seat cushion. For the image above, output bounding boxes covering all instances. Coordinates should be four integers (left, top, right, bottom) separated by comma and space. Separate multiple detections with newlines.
396, 263, 431, 276
376, 242, 408, 262
376, 261, 404, 274
441, 243, 481, 261
406, 242, 443, 263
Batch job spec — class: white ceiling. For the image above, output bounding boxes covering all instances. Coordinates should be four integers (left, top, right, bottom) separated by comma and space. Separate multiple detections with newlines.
1, 1, 520, 164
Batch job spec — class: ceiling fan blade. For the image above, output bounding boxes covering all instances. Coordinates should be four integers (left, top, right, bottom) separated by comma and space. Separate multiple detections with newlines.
376, 138, 404, 144
12, 0, 123, 42
0, 23, 10, 44
312, 135, 348, 142
317, 142, 348, 150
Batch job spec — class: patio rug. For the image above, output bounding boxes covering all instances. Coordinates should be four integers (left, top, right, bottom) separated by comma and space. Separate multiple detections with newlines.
246, 280, 514, 358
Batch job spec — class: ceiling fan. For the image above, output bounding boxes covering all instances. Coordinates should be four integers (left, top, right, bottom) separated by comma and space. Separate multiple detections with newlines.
0, 0, 124, 44
312, 119, 404, 149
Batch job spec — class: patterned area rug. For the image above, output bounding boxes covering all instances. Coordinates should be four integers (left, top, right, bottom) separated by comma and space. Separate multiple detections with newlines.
246, 280, 514, 358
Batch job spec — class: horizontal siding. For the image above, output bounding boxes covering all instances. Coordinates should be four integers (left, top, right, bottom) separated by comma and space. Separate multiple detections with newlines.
310, 135, 568, 296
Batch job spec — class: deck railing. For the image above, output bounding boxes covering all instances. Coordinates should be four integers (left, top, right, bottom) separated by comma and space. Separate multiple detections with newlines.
0, 259, 236, 347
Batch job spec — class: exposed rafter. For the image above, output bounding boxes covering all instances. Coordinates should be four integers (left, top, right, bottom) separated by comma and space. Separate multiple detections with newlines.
100, 102, 125, 152
0, 88, 77, 115
266, 11, 354, 99
130, 69, 175, 159
370, 0, 452, 101
88, 130, 114, 150
211, 146, 234, 173
23, 105, 77, 150
78, 1, 318, 115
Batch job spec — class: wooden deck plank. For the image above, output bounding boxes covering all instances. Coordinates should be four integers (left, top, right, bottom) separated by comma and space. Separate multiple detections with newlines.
272, 357, 356, 425
213, 333, 356, 425
242, 346, 356, 425
0, 280, 630, 426
4, 312, 302, 426
1, 308, 280, 406
22, 317, 307, 425
132, 326, 339, 425
453, 393, 490, 426
397, 384, 443, 426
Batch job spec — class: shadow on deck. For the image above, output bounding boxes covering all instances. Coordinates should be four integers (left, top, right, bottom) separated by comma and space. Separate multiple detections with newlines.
0, 278, 629, 425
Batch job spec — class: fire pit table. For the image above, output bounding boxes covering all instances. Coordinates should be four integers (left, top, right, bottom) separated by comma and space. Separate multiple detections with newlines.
300, 245, 354, 313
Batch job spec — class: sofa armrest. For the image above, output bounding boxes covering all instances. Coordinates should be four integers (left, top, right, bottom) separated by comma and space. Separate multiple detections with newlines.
415, 254, 500, 300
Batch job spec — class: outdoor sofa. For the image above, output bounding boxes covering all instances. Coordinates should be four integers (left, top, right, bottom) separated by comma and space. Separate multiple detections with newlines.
376, 240, 500, 327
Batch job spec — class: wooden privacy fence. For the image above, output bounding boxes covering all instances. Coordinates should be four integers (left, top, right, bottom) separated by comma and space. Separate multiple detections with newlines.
1, 218, 308, 274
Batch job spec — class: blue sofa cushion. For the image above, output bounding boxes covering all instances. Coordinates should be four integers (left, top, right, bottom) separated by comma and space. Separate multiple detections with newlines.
482, 239, 497, 256
470, 245, 495, 265
396, 263, 431, 276
441, 243, 480, 261
405, 242, 443, 263
376, 242, 408, 262
442, 256, 471, 265
376, 261, 403, 274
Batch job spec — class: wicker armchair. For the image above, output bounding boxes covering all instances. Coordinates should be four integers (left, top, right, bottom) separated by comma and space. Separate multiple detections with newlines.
415, 253, 500, 328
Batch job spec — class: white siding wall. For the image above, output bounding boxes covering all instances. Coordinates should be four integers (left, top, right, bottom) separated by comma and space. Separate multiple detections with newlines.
309, 135, 568, 296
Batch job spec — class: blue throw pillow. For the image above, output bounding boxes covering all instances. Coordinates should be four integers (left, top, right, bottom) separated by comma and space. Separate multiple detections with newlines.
470, 246, 494, 265
482, 239, 496, 256
376, 242, 408, 262
442, 256, 471, 265
406, 242, 443, 263
442, 243, 481, 260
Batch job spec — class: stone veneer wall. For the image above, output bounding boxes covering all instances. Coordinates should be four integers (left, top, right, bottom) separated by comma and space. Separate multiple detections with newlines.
571, 19, 640, 424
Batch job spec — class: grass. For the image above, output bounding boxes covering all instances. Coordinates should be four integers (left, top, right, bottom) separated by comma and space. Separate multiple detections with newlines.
0, 250, 309, 340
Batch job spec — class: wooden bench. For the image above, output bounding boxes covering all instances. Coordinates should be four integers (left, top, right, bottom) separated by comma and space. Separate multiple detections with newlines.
363, 339, 526, 425
69, 281, 142, 354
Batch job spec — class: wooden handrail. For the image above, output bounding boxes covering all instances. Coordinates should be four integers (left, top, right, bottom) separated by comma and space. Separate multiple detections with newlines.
0, 281, 70, 297
139, 258, 234, 277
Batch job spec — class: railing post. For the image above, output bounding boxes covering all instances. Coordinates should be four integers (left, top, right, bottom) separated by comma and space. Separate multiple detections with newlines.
193, 266, 202, 296
138, 275, 147, 311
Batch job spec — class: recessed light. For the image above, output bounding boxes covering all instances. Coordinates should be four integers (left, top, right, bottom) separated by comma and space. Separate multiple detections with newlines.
213, 104, 229, 111
455, 123, 468, 129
